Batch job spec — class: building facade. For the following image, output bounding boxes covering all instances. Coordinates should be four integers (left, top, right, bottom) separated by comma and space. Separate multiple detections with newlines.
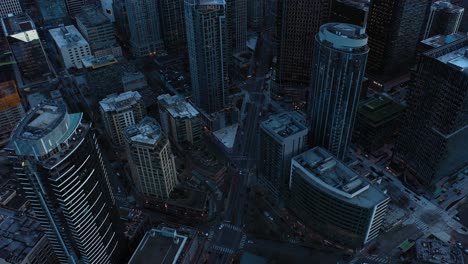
307, 23, 369, 160
226, 0, 247, 54
157, 94, 202, 145
49, 25, 91, 69
7, 101, 123, 264
393, 37, 468, 186
0, 0, 22, 18
159, 0, 187, 55
124, 117, 178, 200
99, 91, 146, 146
259, 112, 308, 200
274, 0, 332, 102
330, 0, 369, 28
185, 0, 228, 114
423, 1, 464, 39
0, 80, 25, 147
64, 0, 86, 17
247, 0, 264, 31
288, 147, 389, 248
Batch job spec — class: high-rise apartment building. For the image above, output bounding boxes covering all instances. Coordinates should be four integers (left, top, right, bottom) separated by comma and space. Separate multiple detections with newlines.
227, 0, 247, 54
99, 91, 146, 146
124, 117, 178, 200
331, 0, 369, 28
159, 0, 187, 55
125, 0, 165, 57
259, 112, 308, 200
0, 0, 22, 18
288, 147, 390, 248
0, 80, 25, 147
185, 0, 228, 113
307, 23, 369, 160
1, 14, 52, 85
393, 37, 468, 186
157, 94, 202, 145
76, 5, 123, 58
366, 0, 430, 77
7, 101, 123, 264
274, 0, 332, 102
423, 1, 464, 39
49, 25, 92, 69
247, 0, 264, 31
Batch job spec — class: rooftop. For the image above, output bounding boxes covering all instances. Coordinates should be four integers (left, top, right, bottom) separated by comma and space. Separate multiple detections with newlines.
75, 5, 111, 27
213, 123, 238, 149
99, 91, 142, 112
82, 55, 118, 69
421, 33, 468, 49
336, 0, 369, 11
49, 25, 88, 49
358, 96, 405, 127
261, 112, 307, 141
125, 117, 162, 146
292, 147, 388, 207
36, 0, 68, 22
432, 1, 464, 13
1, 13, 35, 36
158, 94, 199, 119
437, 46, 468, 73
168, 187, 208, 210
128, 227, 188, 264
319, 23, 368, 50
195, 0, 226, 6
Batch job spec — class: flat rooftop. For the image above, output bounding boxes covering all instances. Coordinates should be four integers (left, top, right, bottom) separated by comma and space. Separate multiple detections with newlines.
421, 33, 468, 48
1, 13, 35, 35
213, 123, 238, 149
157, 94, 199, 119
125, 117, 162, 146
99, 91, 142, 112
129, 227, 188, 264
49, 25, 88, 49
292, 147, 388, 207
437, 46, 468, 73
75, 5, 111, 27
168, 187, 208, 210
82, 55, 118, 69
358, 96, 404, 127
432, 1, 464, 13
261, 112, 307, 141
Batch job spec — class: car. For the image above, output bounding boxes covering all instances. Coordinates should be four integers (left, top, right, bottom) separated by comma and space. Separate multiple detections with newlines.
218, 224, 224, 230
464, 248, 468, 254
454, 216, 461, 221
457, 242, 463, 248
248, 240, 254, 244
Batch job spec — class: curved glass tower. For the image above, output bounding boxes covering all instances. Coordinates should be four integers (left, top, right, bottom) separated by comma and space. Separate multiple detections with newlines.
8, 101, 123, 264
307, 23, 369, 160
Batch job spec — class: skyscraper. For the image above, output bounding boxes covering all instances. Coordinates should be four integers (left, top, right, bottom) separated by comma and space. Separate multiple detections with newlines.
307, 23, 369, 160
423, 1, 464, 39
7, 101, 123, 264
0, 80, 25, 147
159, 0, 187, 55
1, 13, 52, 85
331, 0, 369, 28
226, 0, 247, 54
274, 0, 332, 102
99, 91, 146, 146
185, 0, 228, 113
366, 0, 430, 77
247, 0, 264, 31
124, 117, 178, 200
0, 0, 22, 18
126, 0, 165, 57
393, 37, 468, 186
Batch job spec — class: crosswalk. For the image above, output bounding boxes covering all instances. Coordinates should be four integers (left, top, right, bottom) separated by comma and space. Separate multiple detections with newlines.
224, 223, 242, 232
239, 234, 247, 249
349, 255, 388, 264
413, 218, 429, 231
212, 245, 235, 254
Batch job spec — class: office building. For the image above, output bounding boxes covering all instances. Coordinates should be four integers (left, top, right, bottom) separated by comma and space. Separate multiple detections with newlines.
159, 0, 187, 55
0, 80, 25, 147
247, 0, 264, 31
76, 5, 123, 58
0, 0, 22, 18
49, 25, 91, 69
393, 37, 468, 186
0, 208, 58, 264
185, 0, 228, 113
36, 0, 70, 26
157, 94, 202, 145
64, 0, 87, 17
99, 91, 146, 145
124, 117, 178, 200
259, 112, 308, 200
460, 0, 468, 32
354, 96, 405, 153
8, 101, 123, 264
331, 0, 369, 28
423, 1, 464, 39
126, 0, 165, 57
227, 0, 248, 54
113, 0, 130, 41
288, 147, 390, 248
274, 0, 332, 102
307, 23, 369, 160
366, 0, 430, 77
419, 32, 467, 53
1, 14, 52, 85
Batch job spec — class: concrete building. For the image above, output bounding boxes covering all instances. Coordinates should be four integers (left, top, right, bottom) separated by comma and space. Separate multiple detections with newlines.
1, 13, 52, 85
124, 117, 178, 200
185, 0, 228, 114
259, 112, 308, 200
247, 0, 264, 31
125, 0, 165, 57
331, 0, 369, 28
354, 96, 405, 153
307, 23, 369, 160
274, 0, 332, 103
7, 101, 124, 264
423, 1, 464, 39
288, 147, 390, 248
99, 91, 146, 145
76, 5, 123, 58
36, 0, 70, 26
0, 0, 22, 18
0, 80, 25, 147
157, 94, 202, 145
49, 25, 91, 69
159, 0, 187, 55
393, 36, 468, 186
0, 208, 58, 264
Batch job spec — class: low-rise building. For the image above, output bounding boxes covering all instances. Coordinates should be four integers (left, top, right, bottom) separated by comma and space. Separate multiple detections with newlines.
49, 25, 91, 69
